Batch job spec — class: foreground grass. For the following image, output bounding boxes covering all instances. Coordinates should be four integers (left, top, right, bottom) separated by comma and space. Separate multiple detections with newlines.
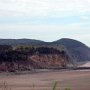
0, 81, 71, 90
53, 81, 71, 90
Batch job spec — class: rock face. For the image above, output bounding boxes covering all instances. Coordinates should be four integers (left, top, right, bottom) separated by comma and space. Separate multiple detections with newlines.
0, 46, 72, 72
0, 54, 69, 72
28, 54, 68, 69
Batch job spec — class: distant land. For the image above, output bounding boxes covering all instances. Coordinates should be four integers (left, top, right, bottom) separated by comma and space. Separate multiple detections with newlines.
0, 38, 90, 72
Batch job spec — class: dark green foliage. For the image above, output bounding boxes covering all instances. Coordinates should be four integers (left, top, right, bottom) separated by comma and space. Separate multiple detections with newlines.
0, 45, 64, 63
0, 39, 45, 46
35, 47, 61, 54
0, 45, 12, 51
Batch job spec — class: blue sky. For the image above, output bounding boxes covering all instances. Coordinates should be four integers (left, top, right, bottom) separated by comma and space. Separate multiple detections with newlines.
0, 0, 90, 46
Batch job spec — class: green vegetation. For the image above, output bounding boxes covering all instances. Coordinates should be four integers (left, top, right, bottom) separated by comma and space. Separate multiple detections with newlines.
0, 45, 66, 63
52, 81, 58, 90
0, 81, 71, 90
52, 81, 71, 90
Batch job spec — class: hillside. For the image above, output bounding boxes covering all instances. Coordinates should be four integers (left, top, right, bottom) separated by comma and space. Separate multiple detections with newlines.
0, 45, 72, 72
52, 38, 90, 62
0, 39, 45, 46
0, 38, 90, 71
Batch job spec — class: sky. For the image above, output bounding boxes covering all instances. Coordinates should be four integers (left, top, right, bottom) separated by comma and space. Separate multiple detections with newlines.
0, 0, 90, 46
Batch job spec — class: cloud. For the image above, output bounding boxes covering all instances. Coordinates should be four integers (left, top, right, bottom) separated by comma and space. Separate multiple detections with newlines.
72, 34, 90, 46
72, 34, 90, 40
0, 22, 90, 37
0, 0, 90, 18
48, 0, 90, 18
0, 0, 49, 17
80, 16, 90, 21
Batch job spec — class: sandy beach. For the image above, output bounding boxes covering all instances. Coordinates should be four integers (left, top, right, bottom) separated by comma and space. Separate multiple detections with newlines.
0, 70, 90, 90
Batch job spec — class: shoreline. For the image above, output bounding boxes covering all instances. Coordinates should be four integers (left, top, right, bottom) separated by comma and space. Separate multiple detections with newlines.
0, 68, 90, 76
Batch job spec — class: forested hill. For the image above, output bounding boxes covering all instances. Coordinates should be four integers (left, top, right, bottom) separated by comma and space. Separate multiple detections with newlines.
0, 38, 90, 72
0, 45, 72, 72
52, 38, 90, 62
0, 39, 45, 45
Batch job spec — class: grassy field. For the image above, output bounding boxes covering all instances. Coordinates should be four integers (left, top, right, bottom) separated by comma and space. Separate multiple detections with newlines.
0, 70, 90, 90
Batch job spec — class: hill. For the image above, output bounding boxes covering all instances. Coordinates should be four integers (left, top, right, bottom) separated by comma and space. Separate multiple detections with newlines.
52, 38, 90, 63
0, 39, 45, 46
0, 38, 90, 71
0, 45, 72, 72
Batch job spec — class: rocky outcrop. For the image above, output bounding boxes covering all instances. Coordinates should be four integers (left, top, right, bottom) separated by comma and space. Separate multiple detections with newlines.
28, 54, 68, 69
0, 54, 70, 72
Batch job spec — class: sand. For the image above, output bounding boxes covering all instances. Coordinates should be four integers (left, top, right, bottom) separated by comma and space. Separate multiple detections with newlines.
80, 61, 90, 67
0, 70, 90, 90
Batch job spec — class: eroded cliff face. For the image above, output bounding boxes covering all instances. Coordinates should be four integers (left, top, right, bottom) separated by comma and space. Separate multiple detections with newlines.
0, 54, 70, 72
0, 46, 72, 72
28, 54, 67, 69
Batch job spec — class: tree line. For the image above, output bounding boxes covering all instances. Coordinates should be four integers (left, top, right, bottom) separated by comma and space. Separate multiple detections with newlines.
0, 45, 66, 63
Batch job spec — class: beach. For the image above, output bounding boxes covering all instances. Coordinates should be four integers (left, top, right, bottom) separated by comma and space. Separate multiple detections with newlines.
0, 70, 90, 90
